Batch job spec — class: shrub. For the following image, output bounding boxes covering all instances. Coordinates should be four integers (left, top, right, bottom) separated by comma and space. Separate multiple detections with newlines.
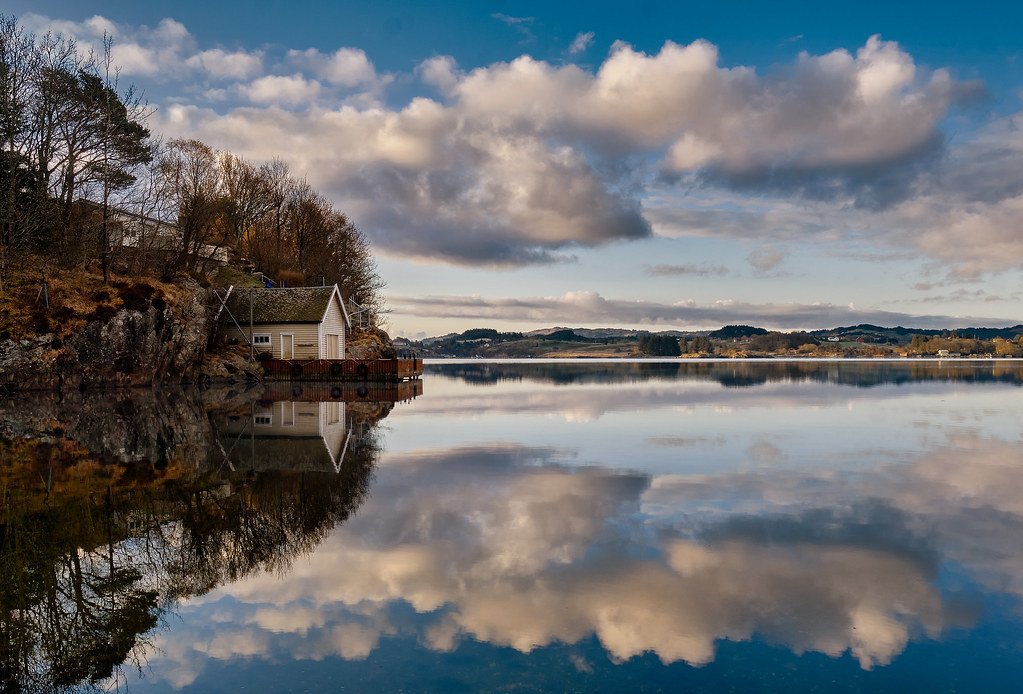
117, 283, 159, 312
276, 270, 305, 288
87, 304, 118, 322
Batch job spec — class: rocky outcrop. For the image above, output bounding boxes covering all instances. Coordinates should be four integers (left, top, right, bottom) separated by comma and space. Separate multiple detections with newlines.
0, 279, 213, 391
199, 345, 265, 383
346, 326, 397, 360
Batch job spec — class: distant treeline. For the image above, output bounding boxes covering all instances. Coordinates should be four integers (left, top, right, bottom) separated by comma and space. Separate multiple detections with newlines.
410, 324, 1023, 358
638, 334, 681, 356
0, 15, 382, 315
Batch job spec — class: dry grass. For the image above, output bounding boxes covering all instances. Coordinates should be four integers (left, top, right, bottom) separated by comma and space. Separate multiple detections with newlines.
0, 254, 181, 341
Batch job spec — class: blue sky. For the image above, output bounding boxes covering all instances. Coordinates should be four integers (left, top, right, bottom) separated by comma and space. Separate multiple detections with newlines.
11, 1, 1023, 336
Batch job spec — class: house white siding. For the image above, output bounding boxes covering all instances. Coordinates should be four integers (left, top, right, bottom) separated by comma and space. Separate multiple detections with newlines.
319, 293, 347, 359
246, 401, 324, 437
222, 322, 320, 359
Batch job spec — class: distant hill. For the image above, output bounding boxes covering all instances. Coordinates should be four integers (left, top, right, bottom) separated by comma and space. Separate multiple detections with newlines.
541, 329, 592, 342
526, 327, 687, 339
812, 324, 1023, 344
710, 325, 769, 339
412, 324, 1023, 357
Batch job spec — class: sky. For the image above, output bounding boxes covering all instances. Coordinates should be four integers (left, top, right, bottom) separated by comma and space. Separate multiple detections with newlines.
9, 1, 1023, 337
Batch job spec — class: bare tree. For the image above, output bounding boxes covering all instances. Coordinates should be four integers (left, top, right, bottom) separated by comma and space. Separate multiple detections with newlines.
220, 151, 273, 253
159, 138, 225, 277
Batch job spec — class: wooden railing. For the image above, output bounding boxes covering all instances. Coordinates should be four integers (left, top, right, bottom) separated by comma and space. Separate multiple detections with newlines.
262, 358, 423, 382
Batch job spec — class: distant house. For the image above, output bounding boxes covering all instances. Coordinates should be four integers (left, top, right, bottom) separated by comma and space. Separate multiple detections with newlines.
74, 199, 230, 264
221, 285, 351, 359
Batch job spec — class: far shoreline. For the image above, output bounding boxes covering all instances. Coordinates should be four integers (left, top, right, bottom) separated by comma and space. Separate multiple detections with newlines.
424, 356, 1023, 364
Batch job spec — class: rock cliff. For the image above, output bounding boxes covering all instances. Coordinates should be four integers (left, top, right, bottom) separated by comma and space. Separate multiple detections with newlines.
0, 279, 213, 391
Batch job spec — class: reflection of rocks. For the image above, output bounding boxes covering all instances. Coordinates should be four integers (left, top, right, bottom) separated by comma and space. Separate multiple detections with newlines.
0, 388, 406, 692
0, 389, 214, 485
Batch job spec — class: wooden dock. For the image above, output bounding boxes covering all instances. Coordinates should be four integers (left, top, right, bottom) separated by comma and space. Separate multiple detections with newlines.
262, 358, 423, 382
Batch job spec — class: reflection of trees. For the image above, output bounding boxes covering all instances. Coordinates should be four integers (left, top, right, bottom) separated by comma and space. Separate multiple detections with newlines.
435, 361, 1023, 388
0, 393, 388, 692
0, 490, 160, 692
166, 446, 377, 599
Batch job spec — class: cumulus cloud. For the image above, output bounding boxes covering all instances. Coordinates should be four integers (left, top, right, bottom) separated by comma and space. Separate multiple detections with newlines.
386, 291, 1012, 330
416, 55, 461, 95
287, 47, 386, 88
21, 12, 262, 83
26, 12, 1023, 277
185, 48, 263, 80
240, 74, 321, 105
448, 36, 957, 174
138, 27, 976, 267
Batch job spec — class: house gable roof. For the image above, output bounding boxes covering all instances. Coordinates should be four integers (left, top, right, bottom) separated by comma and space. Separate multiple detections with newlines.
225, 285, 347, 325
322, 285, 352, 329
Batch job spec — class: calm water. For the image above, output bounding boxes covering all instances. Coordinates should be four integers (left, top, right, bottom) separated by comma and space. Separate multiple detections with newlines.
3, 360, 1023, 692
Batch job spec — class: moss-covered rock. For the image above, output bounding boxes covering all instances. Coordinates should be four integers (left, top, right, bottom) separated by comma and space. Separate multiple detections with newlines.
346, 326, 396, 360
1, 278, 214, 391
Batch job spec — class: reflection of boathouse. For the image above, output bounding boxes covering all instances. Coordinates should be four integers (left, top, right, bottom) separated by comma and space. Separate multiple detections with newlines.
220, 401, 354, 473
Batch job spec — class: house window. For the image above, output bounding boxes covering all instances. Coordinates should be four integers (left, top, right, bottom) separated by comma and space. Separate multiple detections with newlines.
254, 414, 272, 426
253, 334, 271, 346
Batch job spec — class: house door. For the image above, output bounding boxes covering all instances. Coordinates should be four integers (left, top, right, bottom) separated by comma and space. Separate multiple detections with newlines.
326, 334, 340, 359
281, 334, 294, 360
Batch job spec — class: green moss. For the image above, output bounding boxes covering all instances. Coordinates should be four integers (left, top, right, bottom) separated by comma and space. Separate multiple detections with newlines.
211, 265, 263, 289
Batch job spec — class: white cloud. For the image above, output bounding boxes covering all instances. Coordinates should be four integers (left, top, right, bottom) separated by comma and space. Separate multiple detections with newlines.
451, 35, 955, 172
185, 48, 263, 80
287, 47, 386, 88
417, 55, 461, 95
25, 13, 1023, 278
568, 32, 595, 56
240, 74, 321, 105
747, 247, 787, 274
385, 291, 1011, 330
20, 13, 261, 84
151, 33, 976, 267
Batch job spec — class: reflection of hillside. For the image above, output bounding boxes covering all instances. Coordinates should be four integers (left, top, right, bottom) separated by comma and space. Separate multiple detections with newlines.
0, 389, 404, 693
433, 360, 1023, 388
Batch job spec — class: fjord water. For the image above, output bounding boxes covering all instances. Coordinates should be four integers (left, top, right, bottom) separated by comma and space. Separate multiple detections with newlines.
3, 361, 1023, 692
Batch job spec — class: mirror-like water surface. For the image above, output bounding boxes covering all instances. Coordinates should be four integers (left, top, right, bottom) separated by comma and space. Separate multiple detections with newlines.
2, 361, 1023, 692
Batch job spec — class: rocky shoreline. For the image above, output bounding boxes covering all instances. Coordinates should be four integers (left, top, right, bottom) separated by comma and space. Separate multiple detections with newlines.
0, 280, 397, 393
1, 280, 215, 392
